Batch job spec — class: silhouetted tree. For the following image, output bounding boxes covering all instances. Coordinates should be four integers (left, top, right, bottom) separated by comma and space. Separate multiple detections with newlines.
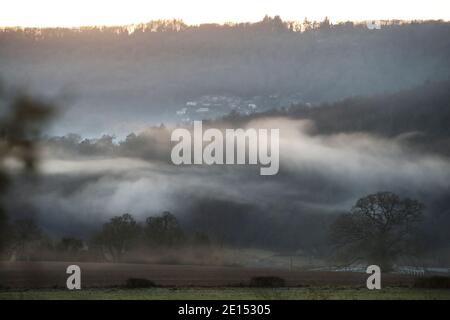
58, 237, 83, 253
94, 213, 141, 262
302, 18, 313, 31
330, 192, 424, 270
11, 217, 43, 260
319, 16, 331, 29
144, 211, 184, 247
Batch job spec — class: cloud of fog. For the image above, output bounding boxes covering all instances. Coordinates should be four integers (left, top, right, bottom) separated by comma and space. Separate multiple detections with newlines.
5, 118, 450, 247
260, 118, 450, 194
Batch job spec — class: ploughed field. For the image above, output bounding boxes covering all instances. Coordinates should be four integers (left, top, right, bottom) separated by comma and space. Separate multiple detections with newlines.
2, 287, 450, 300
0, 261, 414, 289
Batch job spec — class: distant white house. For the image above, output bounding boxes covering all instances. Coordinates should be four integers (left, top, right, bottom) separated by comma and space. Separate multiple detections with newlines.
176, 107, 187, 115
186, 101, 197, 106
196, 107, 209, 113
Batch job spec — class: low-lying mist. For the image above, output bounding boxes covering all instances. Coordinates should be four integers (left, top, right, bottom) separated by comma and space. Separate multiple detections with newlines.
5, 117, 450, 253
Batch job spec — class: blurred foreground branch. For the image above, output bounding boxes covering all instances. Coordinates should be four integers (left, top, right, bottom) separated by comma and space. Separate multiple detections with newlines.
0, 83, 55, 253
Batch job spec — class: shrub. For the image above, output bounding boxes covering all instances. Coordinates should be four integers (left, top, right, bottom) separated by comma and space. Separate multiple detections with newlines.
124, 278, 157, 288
413, 276, 450, 289
249, 276, 286, 287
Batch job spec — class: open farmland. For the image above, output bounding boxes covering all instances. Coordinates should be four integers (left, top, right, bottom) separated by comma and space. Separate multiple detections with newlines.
2, 287, 450, 300
0, 261, 414, 288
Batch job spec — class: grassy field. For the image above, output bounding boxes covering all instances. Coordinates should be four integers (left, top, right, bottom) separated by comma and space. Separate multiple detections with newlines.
1, 287, 449, 300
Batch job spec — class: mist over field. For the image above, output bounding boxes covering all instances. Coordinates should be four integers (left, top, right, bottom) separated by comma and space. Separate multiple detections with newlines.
5, 99, 450, 255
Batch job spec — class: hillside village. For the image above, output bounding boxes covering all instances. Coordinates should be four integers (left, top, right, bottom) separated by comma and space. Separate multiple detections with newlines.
175, 93, 305, 121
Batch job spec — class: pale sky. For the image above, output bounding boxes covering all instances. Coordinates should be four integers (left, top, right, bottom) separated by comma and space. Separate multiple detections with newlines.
1, 0, 449, 27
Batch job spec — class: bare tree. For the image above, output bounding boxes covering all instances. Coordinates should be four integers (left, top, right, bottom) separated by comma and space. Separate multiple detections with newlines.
94, 213, 141, 262
11, 217, 43, 261
144, 211, 184, 247
58, 237, 83, 253
330, 192, 424, 270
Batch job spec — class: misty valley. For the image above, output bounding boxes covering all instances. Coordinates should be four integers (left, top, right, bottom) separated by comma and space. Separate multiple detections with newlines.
0, 15, 450, 299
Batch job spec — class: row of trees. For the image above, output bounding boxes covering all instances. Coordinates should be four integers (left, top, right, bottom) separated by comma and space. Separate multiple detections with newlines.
0, 211, 211, 263
1, 192, 426, 271
2, 217, 49, 261
1, 214, 91, 261
93, 212, 209, 262
0, 15, 411, 38
2, 16, 444, 38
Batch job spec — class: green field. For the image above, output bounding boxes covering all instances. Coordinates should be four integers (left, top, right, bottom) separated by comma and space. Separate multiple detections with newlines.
1, 287, 449, 300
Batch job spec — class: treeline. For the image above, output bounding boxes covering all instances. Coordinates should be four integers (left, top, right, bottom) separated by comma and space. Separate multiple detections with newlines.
1, 16, 436, 38
43, 125, 171, 161
93, 212, 211, 262
0, 212, 212, 262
